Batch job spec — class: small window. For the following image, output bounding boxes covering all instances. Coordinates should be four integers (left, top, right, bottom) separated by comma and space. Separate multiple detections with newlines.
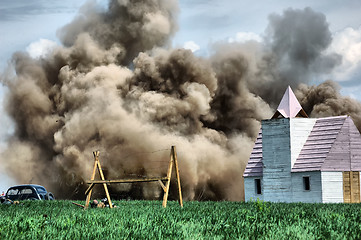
255, 179, 262, 195
20, 188, 33, 194
7, 189, 19, 196
303, 176, 310, 191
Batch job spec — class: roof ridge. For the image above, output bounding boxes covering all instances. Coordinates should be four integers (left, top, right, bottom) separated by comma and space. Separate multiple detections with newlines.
316, 115, 348, 120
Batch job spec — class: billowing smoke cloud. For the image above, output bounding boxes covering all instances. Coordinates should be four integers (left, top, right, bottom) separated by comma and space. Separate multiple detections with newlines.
58, 0, 178, 65
0, 2, 357, 201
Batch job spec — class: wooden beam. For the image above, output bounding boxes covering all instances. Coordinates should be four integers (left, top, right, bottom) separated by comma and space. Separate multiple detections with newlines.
85, 151, 99, 209
87, 177, 169, 184
162, 147, 174, 208
96, 155, 113, 208
172, 146, 183, 207
158, 180, 167, 192
85, 183, 95, 196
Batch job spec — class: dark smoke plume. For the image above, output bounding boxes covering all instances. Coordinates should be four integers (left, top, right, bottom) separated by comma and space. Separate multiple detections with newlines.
250, 7, 342, 106
0, 3, 357, 201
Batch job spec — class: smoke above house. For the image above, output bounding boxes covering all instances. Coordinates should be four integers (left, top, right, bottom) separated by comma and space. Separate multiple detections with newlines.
1, 1, 361, 200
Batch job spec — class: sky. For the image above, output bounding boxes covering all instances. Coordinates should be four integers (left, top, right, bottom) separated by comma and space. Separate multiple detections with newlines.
0, 0, 361, 192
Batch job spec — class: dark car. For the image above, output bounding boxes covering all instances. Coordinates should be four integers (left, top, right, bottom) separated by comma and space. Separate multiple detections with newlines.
1, 184, 55, 202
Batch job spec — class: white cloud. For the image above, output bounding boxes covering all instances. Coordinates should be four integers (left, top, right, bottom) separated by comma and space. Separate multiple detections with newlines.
327, 26, 361, 82
26, 38, 58, 59
228, 32, 262, 43
183, 41, 200, 52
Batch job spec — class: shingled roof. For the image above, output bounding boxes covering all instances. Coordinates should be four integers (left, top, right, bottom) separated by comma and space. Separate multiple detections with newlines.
291, 116, 346, 172
292, 116, 361, 172
243, 129, 263, 177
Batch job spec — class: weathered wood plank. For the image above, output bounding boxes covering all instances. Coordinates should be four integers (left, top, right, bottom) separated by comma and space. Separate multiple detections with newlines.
343, 171, 351, 203
351, 171, 360, 203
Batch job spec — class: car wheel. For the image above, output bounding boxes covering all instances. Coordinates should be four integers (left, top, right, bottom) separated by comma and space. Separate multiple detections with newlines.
46, 192, 55, 200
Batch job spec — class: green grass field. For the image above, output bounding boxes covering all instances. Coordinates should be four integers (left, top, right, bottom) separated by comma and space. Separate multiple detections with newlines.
1, 200, 361, 239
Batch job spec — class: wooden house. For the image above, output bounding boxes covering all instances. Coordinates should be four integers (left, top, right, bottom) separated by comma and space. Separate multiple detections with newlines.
243, 86, 361, 203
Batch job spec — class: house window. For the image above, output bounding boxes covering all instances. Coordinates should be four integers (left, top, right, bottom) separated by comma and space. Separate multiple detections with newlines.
303, 176, 310, 191
255, 179, 262, 195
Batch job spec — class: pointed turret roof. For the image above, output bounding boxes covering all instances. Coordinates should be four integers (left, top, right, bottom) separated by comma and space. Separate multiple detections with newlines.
272, 86, 308, 118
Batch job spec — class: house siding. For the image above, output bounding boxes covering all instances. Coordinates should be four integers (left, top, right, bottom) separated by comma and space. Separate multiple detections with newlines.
291, 172, 322, 203
290, 119, 317, 168
321, 172, 343, 203
262, 119, 292, 202
244, 177, 263, 201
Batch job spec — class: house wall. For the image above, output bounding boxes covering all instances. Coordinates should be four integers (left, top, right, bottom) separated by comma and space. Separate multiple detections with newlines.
321, 172, 343, 203
244, 177, 263, 201
262, 119, 292, 202
290, 119, 317, 168
291, 172, 322, 203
